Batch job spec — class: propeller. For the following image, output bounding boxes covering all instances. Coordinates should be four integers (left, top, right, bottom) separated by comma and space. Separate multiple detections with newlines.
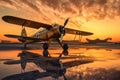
59, 18, 69, 42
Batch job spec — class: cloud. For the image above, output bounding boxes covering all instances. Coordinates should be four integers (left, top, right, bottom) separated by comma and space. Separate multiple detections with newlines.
20, 0, 40, 12
39, 0, 61, 10
0, 0, 40, 12
0, 0, 120, 26
39, 0, 120, 20
0, 0, 17, 10
1, 0, 13, 5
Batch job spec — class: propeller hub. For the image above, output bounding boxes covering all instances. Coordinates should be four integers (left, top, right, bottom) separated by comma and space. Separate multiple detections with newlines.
59, 26, 66, 36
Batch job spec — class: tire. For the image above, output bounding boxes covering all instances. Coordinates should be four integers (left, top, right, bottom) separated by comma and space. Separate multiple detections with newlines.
63, 44, 68, 50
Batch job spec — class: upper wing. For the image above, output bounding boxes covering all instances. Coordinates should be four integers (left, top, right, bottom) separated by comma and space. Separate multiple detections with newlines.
2, 15, 52, 29
66, 28, 93, 36
63, 59, 94, 68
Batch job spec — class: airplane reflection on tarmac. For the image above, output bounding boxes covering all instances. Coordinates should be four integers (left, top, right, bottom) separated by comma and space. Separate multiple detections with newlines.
2, 50, 94, 80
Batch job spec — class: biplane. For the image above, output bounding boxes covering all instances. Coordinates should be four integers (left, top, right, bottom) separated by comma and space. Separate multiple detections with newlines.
2, 15, 93, 55
3, 50, 94, 80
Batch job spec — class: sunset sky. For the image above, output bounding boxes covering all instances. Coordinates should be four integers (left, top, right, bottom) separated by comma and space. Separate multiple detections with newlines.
0, 0, 120, 42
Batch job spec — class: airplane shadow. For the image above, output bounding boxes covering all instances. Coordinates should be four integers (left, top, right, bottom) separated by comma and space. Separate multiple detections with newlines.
2, 59, 94, 80
1, 49, 95, 80
63, 59, 94, 68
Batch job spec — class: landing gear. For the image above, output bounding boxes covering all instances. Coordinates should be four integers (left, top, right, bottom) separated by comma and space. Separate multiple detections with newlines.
56, 38, 69, 56
42, 43, 69, 57
42, 43, 49, 57
62, 44, 69, 56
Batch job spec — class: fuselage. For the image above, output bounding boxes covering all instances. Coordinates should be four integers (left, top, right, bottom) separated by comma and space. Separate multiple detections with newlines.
23, 24, 62, 43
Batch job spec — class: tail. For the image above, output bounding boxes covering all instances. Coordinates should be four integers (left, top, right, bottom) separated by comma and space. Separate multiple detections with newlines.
4, 27, 42, 43
21, 27, 27, 37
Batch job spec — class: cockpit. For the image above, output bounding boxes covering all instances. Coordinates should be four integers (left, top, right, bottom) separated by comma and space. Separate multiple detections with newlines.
52, 23, 59, 28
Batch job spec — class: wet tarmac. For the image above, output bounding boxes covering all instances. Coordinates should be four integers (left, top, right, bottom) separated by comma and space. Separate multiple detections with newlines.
0, 43, 120, 80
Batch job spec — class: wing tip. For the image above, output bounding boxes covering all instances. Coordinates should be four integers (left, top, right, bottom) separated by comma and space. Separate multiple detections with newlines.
90, 33, 94, 35
2, 15, 11, 21
4, 34, 11, 37
2, 16, 7, 21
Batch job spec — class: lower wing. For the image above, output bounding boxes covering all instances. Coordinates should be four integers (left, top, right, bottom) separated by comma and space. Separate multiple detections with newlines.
2, 70, 50, 80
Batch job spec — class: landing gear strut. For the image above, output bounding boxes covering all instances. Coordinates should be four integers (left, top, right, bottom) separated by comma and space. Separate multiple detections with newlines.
56, 38, 69, 56
42, 43, 49, 57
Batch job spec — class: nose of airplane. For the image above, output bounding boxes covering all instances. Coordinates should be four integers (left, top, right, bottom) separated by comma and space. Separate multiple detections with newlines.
59, 26, 65, 36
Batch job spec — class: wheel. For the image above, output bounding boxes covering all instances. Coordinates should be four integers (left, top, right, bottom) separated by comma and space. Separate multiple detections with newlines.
63, 44, 68, 50
43, 43, 49, 50
62, 49, 68, 56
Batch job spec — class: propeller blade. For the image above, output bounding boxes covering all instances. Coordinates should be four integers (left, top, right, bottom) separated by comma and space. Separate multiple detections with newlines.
64, 18, 69, 27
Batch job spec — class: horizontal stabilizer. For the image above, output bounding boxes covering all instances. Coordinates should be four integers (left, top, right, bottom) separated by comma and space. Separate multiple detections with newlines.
4, 34, 43, 41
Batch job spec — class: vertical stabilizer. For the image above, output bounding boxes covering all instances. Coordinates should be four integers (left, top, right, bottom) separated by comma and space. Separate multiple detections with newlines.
21, 27, 27, 37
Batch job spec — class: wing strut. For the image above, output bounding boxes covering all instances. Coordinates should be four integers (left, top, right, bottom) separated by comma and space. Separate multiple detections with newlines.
74, 34, 77, 40
74, 32, 82, 43
79, 35, 82, 43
